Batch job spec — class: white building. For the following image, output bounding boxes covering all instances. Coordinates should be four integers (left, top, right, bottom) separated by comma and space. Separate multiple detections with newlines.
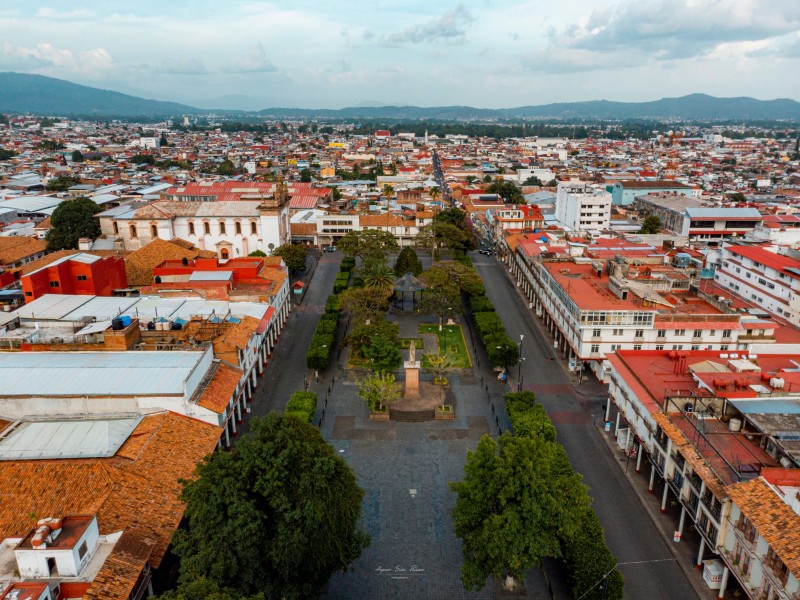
555, 182, 612, 231
715, 245, 800, 327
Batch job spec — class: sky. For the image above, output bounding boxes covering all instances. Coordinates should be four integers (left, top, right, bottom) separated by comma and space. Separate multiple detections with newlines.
1, 1, 800, 110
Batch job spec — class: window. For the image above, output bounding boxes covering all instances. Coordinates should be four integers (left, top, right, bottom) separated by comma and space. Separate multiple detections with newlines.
613, 328, 622, 336
691, 345, 700, 350
591, 344, 600, 354
635, 329, 644, 338
693, 330, 703, 338
130, 225, 137, 238
77, 275, 87, 281
592, 329, 601, 338
49, 281, 59, 288
78, 540, 88, 560
675, 329, 686, 336
150, 224, 158, 238
657, 330, 666, 339
113, 221, 119, 235
722, 330, 731, 339
235, 221, 242, 235
633, 344, 642, 350
610, 344, 621, 351
721, 344, 729, 351
25, 291, 32, 297
204, 222, 210, 235
745, 272, 751, 278
219, 222, 226, 235
251, 222, 258, 234
189, 222, 195, 235
655, 344, 664, 350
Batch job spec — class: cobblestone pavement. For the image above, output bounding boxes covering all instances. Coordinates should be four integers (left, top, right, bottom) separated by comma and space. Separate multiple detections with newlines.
320, 370, 552, 600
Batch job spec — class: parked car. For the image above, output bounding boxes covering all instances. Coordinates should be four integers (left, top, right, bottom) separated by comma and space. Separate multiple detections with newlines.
327, 246, 336, 253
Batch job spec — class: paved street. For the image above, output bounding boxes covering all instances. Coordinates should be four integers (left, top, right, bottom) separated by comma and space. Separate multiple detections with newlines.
471, 252, 699, 600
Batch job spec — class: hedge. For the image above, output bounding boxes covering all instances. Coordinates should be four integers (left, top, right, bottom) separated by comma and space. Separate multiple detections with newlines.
333, 272, 351, 294
473, 309, 517, 368
306, 332, 334, 370
286, 391, 318, 423
340, 257, 356, 272
469, 294, 495, 313
325, 294, 341, 314
503, 391, 624, 600
316, 314, 339, 335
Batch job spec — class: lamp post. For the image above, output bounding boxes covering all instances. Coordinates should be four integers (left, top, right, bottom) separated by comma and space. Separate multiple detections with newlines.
496, 344, 509, 381
442, 308, 451, 353
517, 334, 525, 391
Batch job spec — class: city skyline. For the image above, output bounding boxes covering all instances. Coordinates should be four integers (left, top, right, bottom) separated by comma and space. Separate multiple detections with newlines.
1, 1, 800, 110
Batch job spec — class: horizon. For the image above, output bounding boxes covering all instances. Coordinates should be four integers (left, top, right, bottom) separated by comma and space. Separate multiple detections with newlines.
1, 2, 799, 110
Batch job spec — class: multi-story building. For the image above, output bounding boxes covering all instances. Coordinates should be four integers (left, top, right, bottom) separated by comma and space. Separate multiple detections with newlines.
610, 180, 697, 205
682, 208, 763, 242
605, 348, 800, 599
20, 253, 127, 302
490, 205, 545, 238
555, 182, 612, 231
715, 245, 800, 327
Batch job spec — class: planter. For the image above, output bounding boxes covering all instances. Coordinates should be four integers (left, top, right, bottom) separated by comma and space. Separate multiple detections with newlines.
433, 377, 449, 386
435, 405, 455, 420
369, 411, 390, 421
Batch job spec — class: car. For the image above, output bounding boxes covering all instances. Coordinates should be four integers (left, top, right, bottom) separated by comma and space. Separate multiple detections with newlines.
327, 246, 336, 253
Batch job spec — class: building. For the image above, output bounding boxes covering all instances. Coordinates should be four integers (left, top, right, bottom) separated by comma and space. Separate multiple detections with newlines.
605, 349, 800, 599
21, 253, 127, 302
610, 180, 697, 205
682, 208, 763, 242
715, 245, 800, 327
490, 205, 545, 238
631, 192, 708, 234
554, 182, 612, 231
0, 411, 220, 599
0, 236, 47, 270
97, 189, 291, 257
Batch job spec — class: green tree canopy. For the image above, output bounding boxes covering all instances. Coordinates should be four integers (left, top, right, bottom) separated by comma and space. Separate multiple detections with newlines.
218, 159, 236, 176
47, 197, 101, 250
248, 249, 267, 257
130, 154, 156, 165
359, 259, 395, 292
71, 149, 84, 163
348, 320, 399, 357
639, 215, 661, 234
394, 247, 423, 277
486, 180, 524, 204
337, 229, 399, 262
0, 148, 16, 160
358, 371, 401, 412
362, 334, 402, 373
299, 168, 312, 183
171, 414, 370, 599
45, 175, 81, 192
522, 176, 544, 186
272, 243, 308, 273
450, 433, 589, 591
339, 285, 391, 324
157, 577, 265, 600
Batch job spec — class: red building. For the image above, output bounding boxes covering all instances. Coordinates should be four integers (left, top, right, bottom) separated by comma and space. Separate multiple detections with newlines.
21, 253, 128, 302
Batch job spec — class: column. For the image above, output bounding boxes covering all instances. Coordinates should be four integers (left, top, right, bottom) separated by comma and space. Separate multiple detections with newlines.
677, 507, 686, 539
614, 412, 621, 436
696, 538, 706, 569
661, 478, 670, 513
224, 422, 231, 447
649, 467, 656, 493
604, 401, 611, 422
236, 395, 243, 423
636, 442, 643, 473
717, 566, 729, 599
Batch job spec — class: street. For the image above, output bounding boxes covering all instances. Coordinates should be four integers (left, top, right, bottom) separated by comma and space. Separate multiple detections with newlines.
471, 251, 698, 599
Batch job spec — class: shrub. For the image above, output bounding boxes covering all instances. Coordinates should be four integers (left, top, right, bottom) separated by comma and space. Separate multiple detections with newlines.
316, 314, 339, 335
306, 333, 334, 370
333, 272, 351, 294
340, 257, 356, 272
469, 294, 495, 313
325, 294, 341, 314
473, 311, 503, 338
286, 391, 318, 424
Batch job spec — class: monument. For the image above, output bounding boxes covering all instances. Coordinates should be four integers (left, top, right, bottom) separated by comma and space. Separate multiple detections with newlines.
404, 341, 421, 400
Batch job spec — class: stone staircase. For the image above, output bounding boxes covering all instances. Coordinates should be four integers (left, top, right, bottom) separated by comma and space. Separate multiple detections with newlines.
389, 405, 435, 422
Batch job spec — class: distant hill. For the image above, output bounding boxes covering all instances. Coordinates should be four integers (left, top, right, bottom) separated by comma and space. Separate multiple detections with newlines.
1, 73, 798, 121
0, 72, 201, 116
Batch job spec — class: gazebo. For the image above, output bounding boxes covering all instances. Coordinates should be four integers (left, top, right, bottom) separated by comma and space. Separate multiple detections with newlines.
393, 272, 426, 312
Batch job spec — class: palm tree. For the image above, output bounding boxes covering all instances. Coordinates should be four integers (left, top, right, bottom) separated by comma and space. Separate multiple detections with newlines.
361, 259, 395, 293
429, 186, 440, 204
382, 184, 394, 203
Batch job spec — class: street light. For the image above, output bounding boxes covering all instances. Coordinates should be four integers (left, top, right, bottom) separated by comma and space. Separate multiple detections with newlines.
517, 334, 525, 391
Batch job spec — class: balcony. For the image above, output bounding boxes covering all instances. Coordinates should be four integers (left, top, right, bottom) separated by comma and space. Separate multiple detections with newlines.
681, 492, 699, 515
668, 472, 685, 493
689, 473, 703, 492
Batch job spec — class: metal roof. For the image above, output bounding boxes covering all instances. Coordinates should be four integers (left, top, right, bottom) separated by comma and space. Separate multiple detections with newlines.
684, 207, 762, 218
0, 416, 142, 460
189, 270, 233, 281
14, 294, 95, 320
0, 351, 205, 397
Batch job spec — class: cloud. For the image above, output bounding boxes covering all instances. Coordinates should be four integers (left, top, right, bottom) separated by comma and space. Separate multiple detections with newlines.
2, 42, 113, 74
224, 42, 277, 73
336, 59, 352, 73
159, 58, 211, 75
380, 6, 474, 46
523, 0, 800, 73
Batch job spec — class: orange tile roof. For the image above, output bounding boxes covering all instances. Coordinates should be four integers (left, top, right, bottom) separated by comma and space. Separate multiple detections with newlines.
19, 249, 127, 275
290, 222, 317, 236
0, 411, 220, 583
0, 236, 47, 266
221, 316, 260, 350
125, 238, 216, 286
728, 478, 800, 578
83, 529, 155, 600
198, 363, 242, 414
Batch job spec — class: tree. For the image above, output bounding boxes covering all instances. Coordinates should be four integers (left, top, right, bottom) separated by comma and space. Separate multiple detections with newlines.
47, 197, 101, 250
159, 132, 169, 147
429, 186, 440, 204
45, 175, 81, 192
248, 249, 267, 257
394, 247, 423, 277
522, 175, 543, 186
382, 184, 394, 202
0, 148, 16, 160
639, 215, 661, 234
272, 243, 308, 273
218, 159, 235, 176
130, 154, 156, 165
487, 180, 524, 204
348, 320, 399, 357
729, 191, 747, 202
483, 174, 492, 183
299, 168, 312, 183
171, 414, 369, 598
359, 259, 395, 292
358, 372, 401, 412
71, 150, 84, 163
427, 351, 454, 384
423, 261, 484, 297
363, 334, 402, 373
339, 286, 391, 323
450, 434, 589, 591
158, 577, 265, 600
337, 229, 399, 262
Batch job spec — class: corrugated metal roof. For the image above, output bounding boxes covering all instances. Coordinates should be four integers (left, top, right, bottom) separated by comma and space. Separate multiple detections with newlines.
0, 351, 204, 397
14, 294, 94, 320
188, 270, 233, 281
685, 207, 762, 218
0, 416, 142, 460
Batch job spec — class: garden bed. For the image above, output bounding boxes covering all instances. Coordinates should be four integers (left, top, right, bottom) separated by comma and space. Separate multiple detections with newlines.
419, 323, 471, 368
435, 404, 455, 420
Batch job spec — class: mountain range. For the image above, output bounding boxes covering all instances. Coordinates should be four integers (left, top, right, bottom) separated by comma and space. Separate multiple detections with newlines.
1, 72, 799, 121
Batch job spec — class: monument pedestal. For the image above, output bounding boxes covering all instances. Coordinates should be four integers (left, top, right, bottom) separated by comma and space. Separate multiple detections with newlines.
404, 360, 421, 399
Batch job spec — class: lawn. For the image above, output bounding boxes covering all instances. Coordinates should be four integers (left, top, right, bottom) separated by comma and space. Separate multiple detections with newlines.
398, 338, 424, 349
419, 323, 472, 368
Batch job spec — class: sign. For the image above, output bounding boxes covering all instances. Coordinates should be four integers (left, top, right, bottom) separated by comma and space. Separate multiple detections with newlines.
604, 422, 611, 432
673, 532, 682, 543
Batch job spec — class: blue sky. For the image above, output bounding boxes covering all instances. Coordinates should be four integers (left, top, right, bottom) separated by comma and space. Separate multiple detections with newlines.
2, 1, 800, 109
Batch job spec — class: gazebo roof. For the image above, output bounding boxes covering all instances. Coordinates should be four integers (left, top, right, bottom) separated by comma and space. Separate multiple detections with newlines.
394, 272, 426, 293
